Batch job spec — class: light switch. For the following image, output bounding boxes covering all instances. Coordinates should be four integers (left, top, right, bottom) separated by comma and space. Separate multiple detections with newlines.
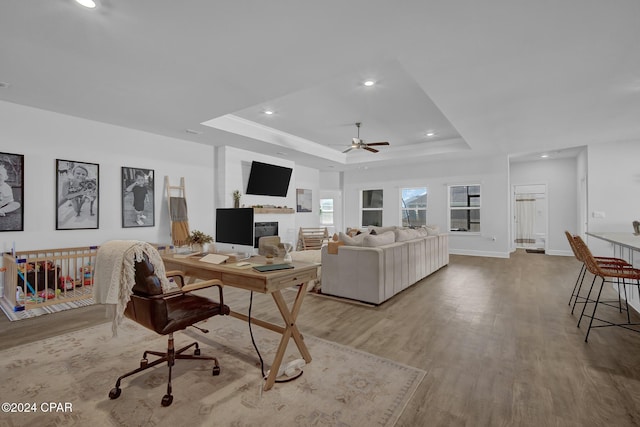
592, 211, 606, 218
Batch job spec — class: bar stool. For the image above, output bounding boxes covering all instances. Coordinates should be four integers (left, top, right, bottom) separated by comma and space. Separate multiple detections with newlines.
564, 231, 630, 313
573, 235, 640, 342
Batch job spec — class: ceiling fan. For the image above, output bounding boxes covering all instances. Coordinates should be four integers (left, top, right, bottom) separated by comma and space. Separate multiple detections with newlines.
342, 122, 390, 153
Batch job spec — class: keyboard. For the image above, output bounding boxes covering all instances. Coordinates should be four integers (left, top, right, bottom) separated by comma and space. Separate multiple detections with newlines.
252, 263, 294, 272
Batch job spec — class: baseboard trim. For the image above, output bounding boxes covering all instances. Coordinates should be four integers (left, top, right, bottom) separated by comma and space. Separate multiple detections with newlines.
546, 250, 573, 256
449, 249, 510, 258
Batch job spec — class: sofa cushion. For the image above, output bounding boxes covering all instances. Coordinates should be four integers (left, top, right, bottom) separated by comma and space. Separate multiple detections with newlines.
394, 228, 421, 242
362, 230, 396, 247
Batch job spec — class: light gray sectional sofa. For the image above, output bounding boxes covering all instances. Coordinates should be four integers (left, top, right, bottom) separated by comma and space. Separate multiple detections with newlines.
320, 226, 449, 304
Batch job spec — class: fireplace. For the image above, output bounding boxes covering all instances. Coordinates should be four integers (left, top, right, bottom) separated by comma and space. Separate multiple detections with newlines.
254, 222, 278, 248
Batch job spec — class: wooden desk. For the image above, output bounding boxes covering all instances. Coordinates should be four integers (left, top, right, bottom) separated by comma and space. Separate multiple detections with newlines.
162, 254, 317, 391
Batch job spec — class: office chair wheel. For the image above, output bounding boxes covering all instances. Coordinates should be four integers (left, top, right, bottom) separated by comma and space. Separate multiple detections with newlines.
212, 366, 221, 376
194, 348, 201, 356
109, 387, 121, 400
140, 358, 148, 368
161, 394, 173, 407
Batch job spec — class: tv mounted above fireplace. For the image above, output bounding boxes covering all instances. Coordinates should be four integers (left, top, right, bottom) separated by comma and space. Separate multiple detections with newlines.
245, 161, 292, 197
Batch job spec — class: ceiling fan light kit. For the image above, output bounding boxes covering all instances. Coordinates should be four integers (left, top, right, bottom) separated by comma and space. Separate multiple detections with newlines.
342, 122, 390, 154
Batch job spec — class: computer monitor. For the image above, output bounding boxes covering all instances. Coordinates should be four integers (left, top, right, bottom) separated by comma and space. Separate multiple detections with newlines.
215, 208, 255, 257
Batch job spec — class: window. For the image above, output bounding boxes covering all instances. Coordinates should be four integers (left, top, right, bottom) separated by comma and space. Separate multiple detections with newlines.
401, 187, 427, 227
449, 184, 480, 232
319, 198, 334, 225
361, 189, 383, 227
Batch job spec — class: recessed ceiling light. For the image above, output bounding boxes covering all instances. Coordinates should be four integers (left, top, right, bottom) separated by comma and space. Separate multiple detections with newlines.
75, 0, 96, 8
185, 129, 202, 135
276, 151, 287, 156
426, 131, 436, 137
264, 110, 274, 115
540, 154, 549, 158
363, 80, 376, 87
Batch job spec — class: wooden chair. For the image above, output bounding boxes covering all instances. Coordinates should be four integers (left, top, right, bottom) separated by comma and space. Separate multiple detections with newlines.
572, 235, 640, 342
297, 227, 329, 251
564, 231, 629, 313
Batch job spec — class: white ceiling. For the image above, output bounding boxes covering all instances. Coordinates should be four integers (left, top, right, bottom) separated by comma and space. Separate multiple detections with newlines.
1, 1, 639, 171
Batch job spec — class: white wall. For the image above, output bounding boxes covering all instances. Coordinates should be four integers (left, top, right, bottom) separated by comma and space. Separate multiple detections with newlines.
215, 146, 320, 245
587, 140, 640, 236
0, 101, 215, 252
0, 102, 320, 256
342, 154, 511, 257
510, 157, 578, 256
586, 140, 640, 313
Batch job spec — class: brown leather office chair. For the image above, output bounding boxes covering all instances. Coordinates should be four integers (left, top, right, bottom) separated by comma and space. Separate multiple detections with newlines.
108, 253, 230, 407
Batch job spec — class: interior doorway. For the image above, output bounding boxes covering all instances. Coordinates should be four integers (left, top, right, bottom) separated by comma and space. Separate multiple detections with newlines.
513, 184, 548, 251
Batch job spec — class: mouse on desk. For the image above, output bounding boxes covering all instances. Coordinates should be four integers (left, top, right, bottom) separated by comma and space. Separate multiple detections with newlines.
236, 262, 251, 267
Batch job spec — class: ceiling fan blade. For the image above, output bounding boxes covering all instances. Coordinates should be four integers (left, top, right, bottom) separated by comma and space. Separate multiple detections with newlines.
366, 141, 390, 146
363, 146, 379, 153
342, 147, 354, 153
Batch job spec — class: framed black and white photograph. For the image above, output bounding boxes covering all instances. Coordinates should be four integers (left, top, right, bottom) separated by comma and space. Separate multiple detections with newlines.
296, 188, 312, 212
121, 166, 154, 228
0, 152, 24, 232
56, 159, 99, 230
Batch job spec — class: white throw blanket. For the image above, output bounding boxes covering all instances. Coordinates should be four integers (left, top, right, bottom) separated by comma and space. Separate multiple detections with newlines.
93, 240, 172, 336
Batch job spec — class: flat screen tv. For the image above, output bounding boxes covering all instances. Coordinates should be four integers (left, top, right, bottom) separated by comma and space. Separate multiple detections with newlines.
215, 208, 254, 256
245, 161, 292, 197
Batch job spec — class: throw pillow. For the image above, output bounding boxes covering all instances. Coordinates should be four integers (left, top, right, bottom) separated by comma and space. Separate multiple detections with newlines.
368, 225, 397, 235
339, 231, 367, 246
362, 230, 395, 247
424, 224, 441, 235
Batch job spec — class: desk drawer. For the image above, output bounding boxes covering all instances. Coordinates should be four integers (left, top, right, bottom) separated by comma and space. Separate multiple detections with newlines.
272, 270, 316, 287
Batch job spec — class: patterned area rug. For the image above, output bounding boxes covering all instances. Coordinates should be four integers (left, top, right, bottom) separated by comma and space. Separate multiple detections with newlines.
0, 315, 425, 426
0, 295, 94, 321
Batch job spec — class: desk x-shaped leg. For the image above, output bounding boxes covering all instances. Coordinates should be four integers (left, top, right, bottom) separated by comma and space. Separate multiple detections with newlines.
263, 282, 312, 391
226, 282, 312, 390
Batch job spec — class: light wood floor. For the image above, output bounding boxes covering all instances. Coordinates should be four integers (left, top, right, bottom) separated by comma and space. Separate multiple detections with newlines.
2, 250, 640, 426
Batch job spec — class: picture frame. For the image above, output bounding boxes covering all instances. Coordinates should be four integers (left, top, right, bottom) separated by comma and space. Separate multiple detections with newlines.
56, 159, 99, 230
121, 166, 155, 228
0, 152, 24, 232
296, 188, 312, 212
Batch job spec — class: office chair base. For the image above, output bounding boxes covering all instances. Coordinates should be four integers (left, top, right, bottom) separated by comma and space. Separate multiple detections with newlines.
108, 338, 221, 407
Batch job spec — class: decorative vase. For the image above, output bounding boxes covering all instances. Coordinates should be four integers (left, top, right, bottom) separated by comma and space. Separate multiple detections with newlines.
191, 243, 203, 253
234, 199, 240, 209
282, 242, 293, 263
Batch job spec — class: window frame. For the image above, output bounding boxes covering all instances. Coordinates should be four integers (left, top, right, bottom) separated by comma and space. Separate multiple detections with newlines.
448, 184, 481, 234
319, 198, 334, 226
400, 187, 427, 228
361, 189, 383, 227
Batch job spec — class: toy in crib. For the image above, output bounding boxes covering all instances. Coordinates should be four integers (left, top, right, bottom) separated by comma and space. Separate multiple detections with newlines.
79, 263, 93, 286
59, 275, 75, 290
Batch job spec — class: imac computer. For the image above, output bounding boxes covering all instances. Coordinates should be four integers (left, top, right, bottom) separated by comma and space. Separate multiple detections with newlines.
215, 207, 255, 259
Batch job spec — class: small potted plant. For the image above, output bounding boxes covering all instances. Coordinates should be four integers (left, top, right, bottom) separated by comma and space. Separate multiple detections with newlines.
233, 190, 241, 208
187, 229, 214, 253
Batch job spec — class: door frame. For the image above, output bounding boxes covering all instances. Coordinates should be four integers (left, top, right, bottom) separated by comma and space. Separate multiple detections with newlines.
511, 183, 548, 251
